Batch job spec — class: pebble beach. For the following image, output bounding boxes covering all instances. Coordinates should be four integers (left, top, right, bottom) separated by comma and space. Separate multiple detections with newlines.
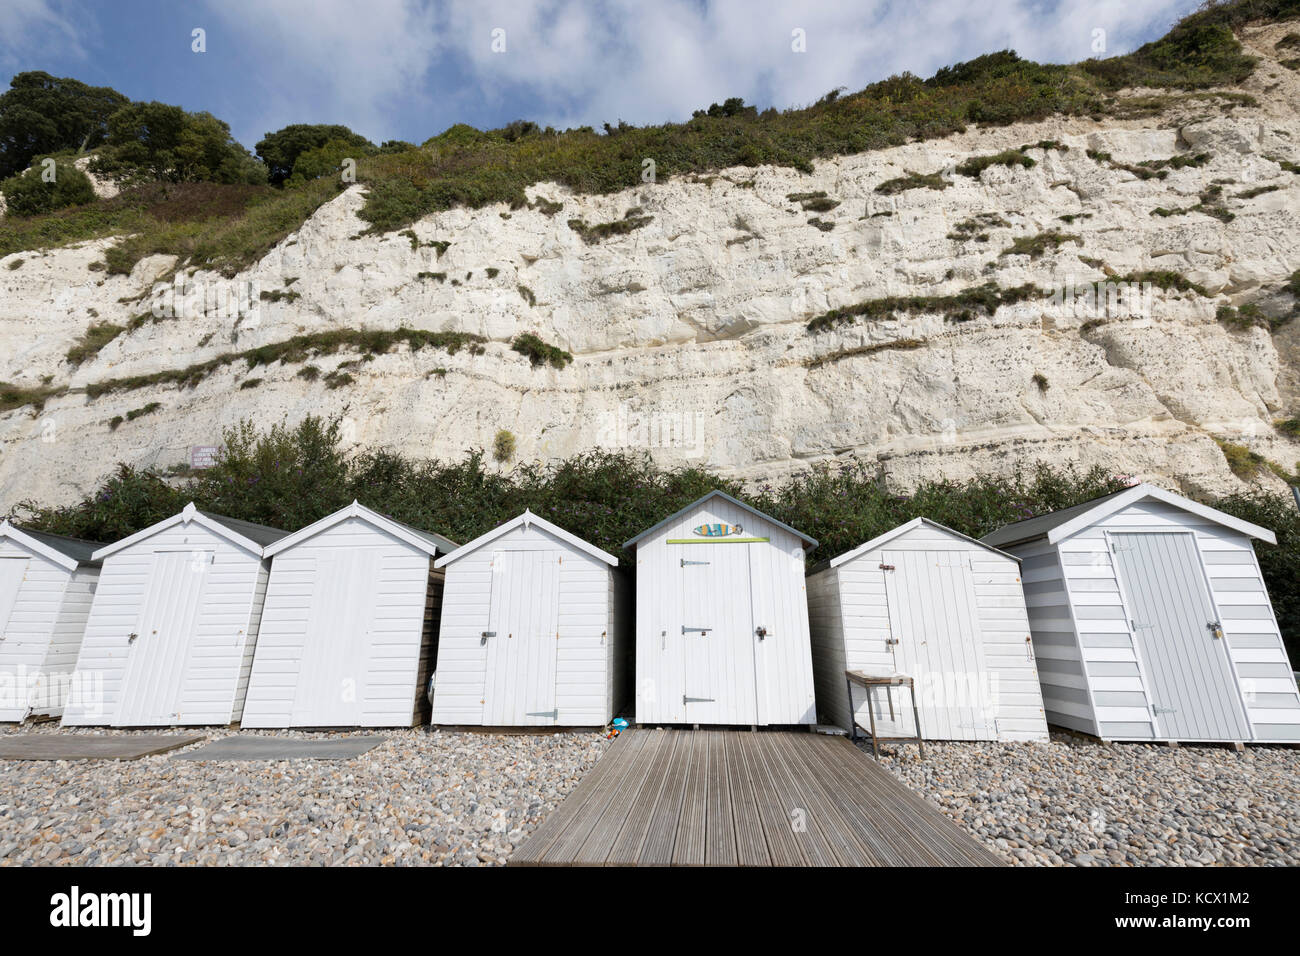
872, 731, 1300, 866
0, 725, 610, 866
0, 724, 1295, 866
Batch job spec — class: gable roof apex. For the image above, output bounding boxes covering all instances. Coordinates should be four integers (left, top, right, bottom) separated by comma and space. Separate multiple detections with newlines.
622, 490, 818, 551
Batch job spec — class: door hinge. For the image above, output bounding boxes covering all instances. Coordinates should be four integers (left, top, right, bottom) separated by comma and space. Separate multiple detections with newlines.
682, 625, 711, 635
683, 695, 715, 704
526, 709, 558, 719
1153, 705, 1177, 716
681, 558, 710, 567
879, 563, 895, 571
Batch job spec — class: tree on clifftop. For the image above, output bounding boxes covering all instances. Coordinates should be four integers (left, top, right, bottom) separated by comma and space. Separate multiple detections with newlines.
0, 72, 129, 178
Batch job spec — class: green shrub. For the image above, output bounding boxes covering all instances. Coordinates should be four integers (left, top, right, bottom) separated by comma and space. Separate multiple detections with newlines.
567, 210, 653, 244
511, 333, 572, 368
999, 230, 1081, 259
808, 282, 1043, 333
1, 162, 95, 216
875, 170, 949, 194
956, 149, 1035, 177
15, 417, 1300, 661
493, 429, 516, 463
65, 321, 126, 365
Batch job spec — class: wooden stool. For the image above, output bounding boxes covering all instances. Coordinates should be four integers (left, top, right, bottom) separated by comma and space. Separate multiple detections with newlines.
844, 670, 925, 759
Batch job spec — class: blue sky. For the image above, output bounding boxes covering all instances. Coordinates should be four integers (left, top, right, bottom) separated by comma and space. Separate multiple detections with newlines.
2, 0, 1202, 153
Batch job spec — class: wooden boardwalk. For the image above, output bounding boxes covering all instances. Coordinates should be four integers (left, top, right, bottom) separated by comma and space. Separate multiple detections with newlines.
511, 729, 1002, 866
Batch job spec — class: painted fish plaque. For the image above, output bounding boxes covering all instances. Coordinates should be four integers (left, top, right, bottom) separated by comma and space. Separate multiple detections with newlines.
693, 523, 742, 537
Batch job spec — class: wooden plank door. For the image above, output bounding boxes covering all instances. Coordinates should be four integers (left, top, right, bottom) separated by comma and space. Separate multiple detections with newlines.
679, 543, 757, 725
1111, 532, 1250, 741
291, 549, 381, 726
882, 549, 995, 740
118, 550, 211, 726
0, 558, 33, 719
483, 551, 560, 725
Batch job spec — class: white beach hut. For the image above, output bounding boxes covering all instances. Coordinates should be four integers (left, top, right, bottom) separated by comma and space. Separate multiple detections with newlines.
429, 510, 629, 727
982, 483, 1299, 744
62, 503, 287, 727
0, 522, 104, 722
242, 501, 457, 728
625, 491, 818, 727
807, 517, 1049, 742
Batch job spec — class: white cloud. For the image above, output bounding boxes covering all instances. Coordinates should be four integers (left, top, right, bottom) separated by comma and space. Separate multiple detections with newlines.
198, 0, 1197, 146
0, 0, 84, 70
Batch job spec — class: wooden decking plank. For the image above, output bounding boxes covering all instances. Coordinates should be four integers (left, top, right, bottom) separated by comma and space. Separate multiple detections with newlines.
561, 730, 667, 865
723, 730, 771, 867
704, 731, 738, 866
512, 730, 652, 865
604, 732, 681, 865
671, 732, 709, 865
736, 732, 807, 866
829, 737, 1002, 866
514, 728, 1001, 867
751, 733, 842, 866
769, 733, 878, 866
510, 731, 638, 865
572, 730, 670, 864
803, 735, 956, 865
813, 735, 1001, 866
635, 730, 693, 865
780, 732, 905, 866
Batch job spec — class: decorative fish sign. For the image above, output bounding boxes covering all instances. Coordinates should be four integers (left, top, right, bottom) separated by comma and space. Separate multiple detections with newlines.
693, 522, 742, 537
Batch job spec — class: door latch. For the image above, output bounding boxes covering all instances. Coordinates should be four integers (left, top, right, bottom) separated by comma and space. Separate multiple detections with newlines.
879, 563, 895, 571
1208, 621, 1224, 640
480, 630, 496, 645
885, 637, 899, 646
755, 626, 767, 640
128, 632, 138, 644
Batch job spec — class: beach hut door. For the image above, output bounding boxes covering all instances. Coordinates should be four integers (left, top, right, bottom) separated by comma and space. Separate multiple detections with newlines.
483, 550, 561, 725
0, 559, 32, 703
118, 550, 212, 725
291, 550, 382, 726
678, 543, 758, 725
881, 550, 994, 740
1110, 532, 1250, 741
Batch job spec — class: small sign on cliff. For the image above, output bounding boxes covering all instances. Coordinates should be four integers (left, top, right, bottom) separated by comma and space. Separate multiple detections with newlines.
190, 445, 220, 470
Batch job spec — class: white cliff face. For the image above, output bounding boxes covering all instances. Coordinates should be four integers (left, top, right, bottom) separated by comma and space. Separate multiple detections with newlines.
1, 22, 1299, 508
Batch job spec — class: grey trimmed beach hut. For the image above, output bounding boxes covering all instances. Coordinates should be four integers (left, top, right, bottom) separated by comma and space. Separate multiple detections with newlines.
982, 483, 1298, 744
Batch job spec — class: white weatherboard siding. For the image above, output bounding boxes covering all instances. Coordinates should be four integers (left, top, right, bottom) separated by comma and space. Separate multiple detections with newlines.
632, 496, 815, 726
0, 537, 99, 722
995, 496, 1300, 743
62, 522, 267, 727
431, 520, 625, 727
807, 520, 1048, 742
242, 517, 438, 728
